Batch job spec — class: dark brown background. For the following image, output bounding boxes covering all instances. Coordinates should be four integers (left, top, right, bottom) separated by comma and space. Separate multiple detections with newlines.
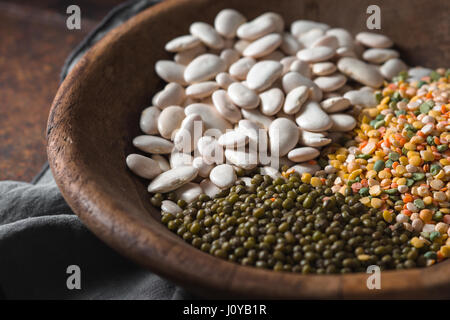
0, 0, 124, 181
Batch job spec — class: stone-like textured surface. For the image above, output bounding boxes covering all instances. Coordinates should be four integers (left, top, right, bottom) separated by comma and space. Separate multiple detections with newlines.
0, 1, 121, 181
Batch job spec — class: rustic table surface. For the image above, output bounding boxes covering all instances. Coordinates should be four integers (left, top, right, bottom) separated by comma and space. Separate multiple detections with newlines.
0, 0, 124, 181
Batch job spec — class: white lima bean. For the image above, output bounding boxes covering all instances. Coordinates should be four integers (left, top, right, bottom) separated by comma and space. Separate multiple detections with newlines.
242, 33, 282, 58
356, 32, 393, 49
151, 155, 170, 172
175, 45, 206, 65
329, 113, 357, 132
297, 46, 335, 63
186, 81, 219, 99
326, 28, 353, 48
154, 82, 185, 109
283, 86, 309, 114
311, 35, 339, 50
212, 89, 242, 123
269, 118, 299, 157
312, 62, 336, 76
197, 136, 224, 164
127, 9, 413, 204
173, 114, 203, 153
298, 129, 331, 147
147, 166, 198, 193
170, 152, 193, 168
280, 32, 303, 55
190, 22, 224, 49
320, 96, 351, 113
133, 135, 174, 154
298, 29, 326, 48
259, 88, 284, 116
224, 149, 258, 170
290, 60, 311, 78
209, 164, 236, 188
236, 14, 277, 40
246, 61, 283, 91
200, 179, 222, 198
362, 48, 399, 64
174, 182, 203, 203
379, 58, 408, 80
185, 103, 232, 133
126, 154, 162, 179
241, 108, 273, 130
221, 48, 241, 67
184, 54, 226, 83
281, 71, 322, 101
155, 60, 187, 85
161, 200, 182, 214
229, 57, 256, 80
287, 147, 320, 162
280, 56, 297, 74
289, 163, 321, 175
218, 130, 248, 148
214, 9, 247, 38
140, 106, 160, 134
192, 157, 214, 178
165, 35, 201, 52
291, 20, 329, 37
216, 72, 235, 89
227, 82, 260, 109
157, 106, 185, 139
295, 101, 332, 132
314, 73, 347, 92
337, 57, 384, 88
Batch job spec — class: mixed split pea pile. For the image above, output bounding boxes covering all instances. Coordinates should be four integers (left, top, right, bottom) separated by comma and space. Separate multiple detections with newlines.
126, 9, 450, 274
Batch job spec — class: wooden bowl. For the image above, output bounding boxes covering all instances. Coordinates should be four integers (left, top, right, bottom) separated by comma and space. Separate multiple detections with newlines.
47, 0, 450, 298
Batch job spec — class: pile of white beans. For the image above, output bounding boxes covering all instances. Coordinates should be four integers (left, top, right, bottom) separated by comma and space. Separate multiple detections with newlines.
126, 9, 410, 203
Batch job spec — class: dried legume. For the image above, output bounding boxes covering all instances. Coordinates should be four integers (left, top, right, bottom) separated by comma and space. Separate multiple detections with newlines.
124, 9, 449, 273
325, 69, 449, 265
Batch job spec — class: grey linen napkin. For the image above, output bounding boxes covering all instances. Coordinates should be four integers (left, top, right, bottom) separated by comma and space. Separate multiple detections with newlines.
0, 0, 192, 300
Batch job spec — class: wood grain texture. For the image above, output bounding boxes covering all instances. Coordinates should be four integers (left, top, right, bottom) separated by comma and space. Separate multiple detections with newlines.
47, 0, 450, 298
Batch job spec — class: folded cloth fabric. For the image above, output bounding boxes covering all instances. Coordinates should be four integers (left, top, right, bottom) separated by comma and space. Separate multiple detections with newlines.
0, 0, 194, 300
0, 167, 192, 300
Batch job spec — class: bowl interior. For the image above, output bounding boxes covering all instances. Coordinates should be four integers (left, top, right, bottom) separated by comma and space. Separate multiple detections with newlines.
47, 0, 450, 299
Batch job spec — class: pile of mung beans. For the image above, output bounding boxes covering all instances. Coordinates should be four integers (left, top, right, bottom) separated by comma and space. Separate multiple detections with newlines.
125, 9, 449, 273
157, 168, 435, 273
